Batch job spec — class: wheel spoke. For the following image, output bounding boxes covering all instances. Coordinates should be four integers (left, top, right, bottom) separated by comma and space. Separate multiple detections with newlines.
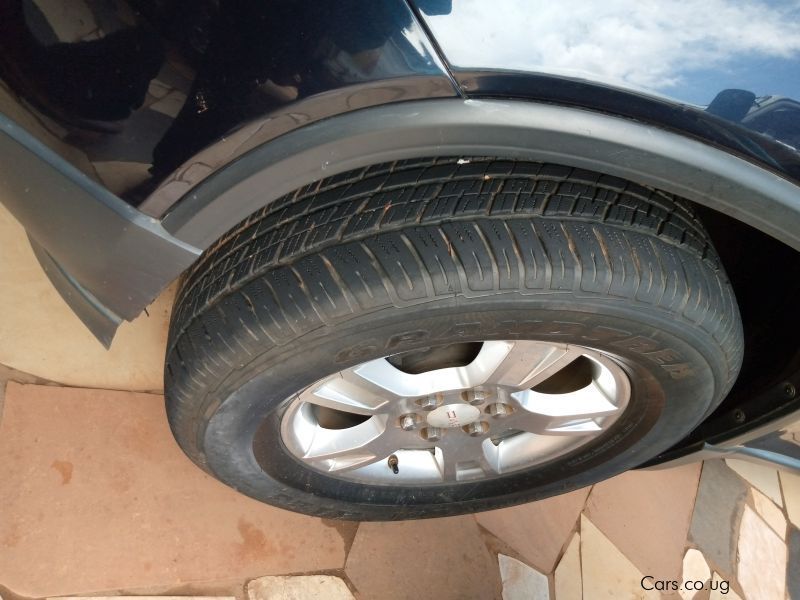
298, 370, 399, 415
299, 415, 388, 460
506, 381, 620, 435
436, 435, 499, 482
353, 341, 514, 397
489, 342, 585, 390
297, 414, 397, 472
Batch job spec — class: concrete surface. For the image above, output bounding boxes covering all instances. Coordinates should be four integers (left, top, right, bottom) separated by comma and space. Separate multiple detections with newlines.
345, 517, 501, 600
584, 463, 702, 581
475, 487, 590, 573
0, 383, 346, 597
688, 460, 749, 578
247, 577, 355, 600
1, 381, 797, 599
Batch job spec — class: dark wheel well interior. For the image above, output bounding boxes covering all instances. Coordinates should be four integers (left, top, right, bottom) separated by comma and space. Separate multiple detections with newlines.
690, 204, 800, 422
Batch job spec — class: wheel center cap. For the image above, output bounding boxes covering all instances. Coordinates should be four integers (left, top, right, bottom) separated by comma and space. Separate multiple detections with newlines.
427, 403, 481, 428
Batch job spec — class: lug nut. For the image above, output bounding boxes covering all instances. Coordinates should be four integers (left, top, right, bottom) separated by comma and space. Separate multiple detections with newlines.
464, 421, 490, 436
462, 390, 487, 405
400, 414, 418, 431
487, 402, 511, 417
421, 426, 443, 442
418, 394, 441, 411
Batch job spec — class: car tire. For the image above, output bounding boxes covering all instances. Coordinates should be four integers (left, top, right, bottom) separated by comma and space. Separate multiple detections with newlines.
165, 157, 743, 520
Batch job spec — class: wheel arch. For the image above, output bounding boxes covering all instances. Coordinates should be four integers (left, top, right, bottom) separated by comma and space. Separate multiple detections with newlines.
155, 98, 800, 253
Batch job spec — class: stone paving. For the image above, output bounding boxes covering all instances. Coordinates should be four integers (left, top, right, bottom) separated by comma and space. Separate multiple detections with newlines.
0, 382, 797, 599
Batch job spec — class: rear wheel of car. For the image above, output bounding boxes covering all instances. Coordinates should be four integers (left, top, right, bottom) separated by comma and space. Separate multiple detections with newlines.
164, 157, 743, 520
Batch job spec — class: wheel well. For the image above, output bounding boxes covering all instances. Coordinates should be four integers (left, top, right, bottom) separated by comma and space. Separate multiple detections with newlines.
691, 203, 800, 418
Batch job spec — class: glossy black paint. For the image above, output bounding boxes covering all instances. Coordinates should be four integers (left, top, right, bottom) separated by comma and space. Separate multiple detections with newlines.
140, 75, 457, 217
145, 0, 456, 179
0, 0, 458, 205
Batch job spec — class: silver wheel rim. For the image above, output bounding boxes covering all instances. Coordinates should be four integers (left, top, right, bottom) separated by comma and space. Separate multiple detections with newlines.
280, 341, 631, 484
